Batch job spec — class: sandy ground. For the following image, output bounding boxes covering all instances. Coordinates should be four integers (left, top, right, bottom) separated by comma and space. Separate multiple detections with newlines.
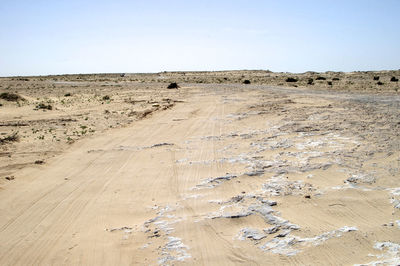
1, 73, 400, 265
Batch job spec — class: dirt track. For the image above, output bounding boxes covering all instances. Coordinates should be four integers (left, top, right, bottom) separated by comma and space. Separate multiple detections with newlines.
1, 84, 400, 265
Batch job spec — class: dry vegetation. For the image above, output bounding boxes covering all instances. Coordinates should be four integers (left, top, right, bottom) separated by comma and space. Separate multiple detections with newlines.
0, 70, 399, 179
67, 69, 400, 92
0, 76, 184, 179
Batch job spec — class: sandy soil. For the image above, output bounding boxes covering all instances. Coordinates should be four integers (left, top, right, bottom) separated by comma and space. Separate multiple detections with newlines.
0, 72, 400, 265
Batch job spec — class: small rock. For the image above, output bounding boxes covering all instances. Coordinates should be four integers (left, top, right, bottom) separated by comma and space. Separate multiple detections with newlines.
264, 226, 280, 234
244, 170, 265, 176
261, 199, 277, 206
231, 195, 244, 203
240, 228, 266, 240
276, 230, 291, 238
151, 230, 161, 238
383, 222, 394, 227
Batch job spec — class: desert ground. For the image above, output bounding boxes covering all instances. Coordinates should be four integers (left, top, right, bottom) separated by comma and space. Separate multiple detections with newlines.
0, 70, 400, 265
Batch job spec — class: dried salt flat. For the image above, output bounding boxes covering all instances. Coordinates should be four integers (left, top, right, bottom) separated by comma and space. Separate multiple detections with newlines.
355, 241, 400, 266
261, 226, 358, 255
158, 236, 191, 265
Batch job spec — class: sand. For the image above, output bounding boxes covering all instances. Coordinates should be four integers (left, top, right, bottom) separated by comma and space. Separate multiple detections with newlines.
0, 72, 400, 265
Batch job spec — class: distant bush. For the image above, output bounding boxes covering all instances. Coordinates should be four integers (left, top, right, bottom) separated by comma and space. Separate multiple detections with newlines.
332, 77, 340, 81
307, 78, 314, 85
0, 92, 25, 102
167, 83, 180, 89
36, 103, 53, 110
316, 76, 326, 80
373, 76, 380, 81
102, 95, 111, 101
377, 81, 384, 86
243, 80, 251, 84
64, 93, 72, 97
327, 81, 333, 86
285, 77, 298, 82
390, 77, 399, 82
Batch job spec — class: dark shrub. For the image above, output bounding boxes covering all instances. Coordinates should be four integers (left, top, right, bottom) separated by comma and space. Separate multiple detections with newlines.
377, 81, 384, 86
36, 103, 53, 110
332, 77, 340, 81
243, 80, 251, 84
102, 95, 110, 101
64, 93, 72, 97
390, 77, 399, 82
167, 83, 180, 89
327, 81, 333, 86
285, 77, 298, 82
373, 76, 380, 81
120, 73, 125, 77
307, 78, 314, 85
316, 76, 326, 80
0, 132, 19, 144
0, 92, 25, 102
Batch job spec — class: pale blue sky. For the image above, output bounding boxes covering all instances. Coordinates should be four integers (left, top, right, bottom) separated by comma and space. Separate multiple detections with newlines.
1, 0, 399, 76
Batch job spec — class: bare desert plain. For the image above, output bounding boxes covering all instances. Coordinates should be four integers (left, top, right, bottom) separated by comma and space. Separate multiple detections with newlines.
1, 70, 400, 265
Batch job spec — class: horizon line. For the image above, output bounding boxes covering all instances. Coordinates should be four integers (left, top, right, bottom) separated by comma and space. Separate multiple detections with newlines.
1, 68, 400, 78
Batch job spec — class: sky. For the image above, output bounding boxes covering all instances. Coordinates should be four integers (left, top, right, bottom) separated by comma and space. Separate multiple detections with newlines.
0, 0, 399, 76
